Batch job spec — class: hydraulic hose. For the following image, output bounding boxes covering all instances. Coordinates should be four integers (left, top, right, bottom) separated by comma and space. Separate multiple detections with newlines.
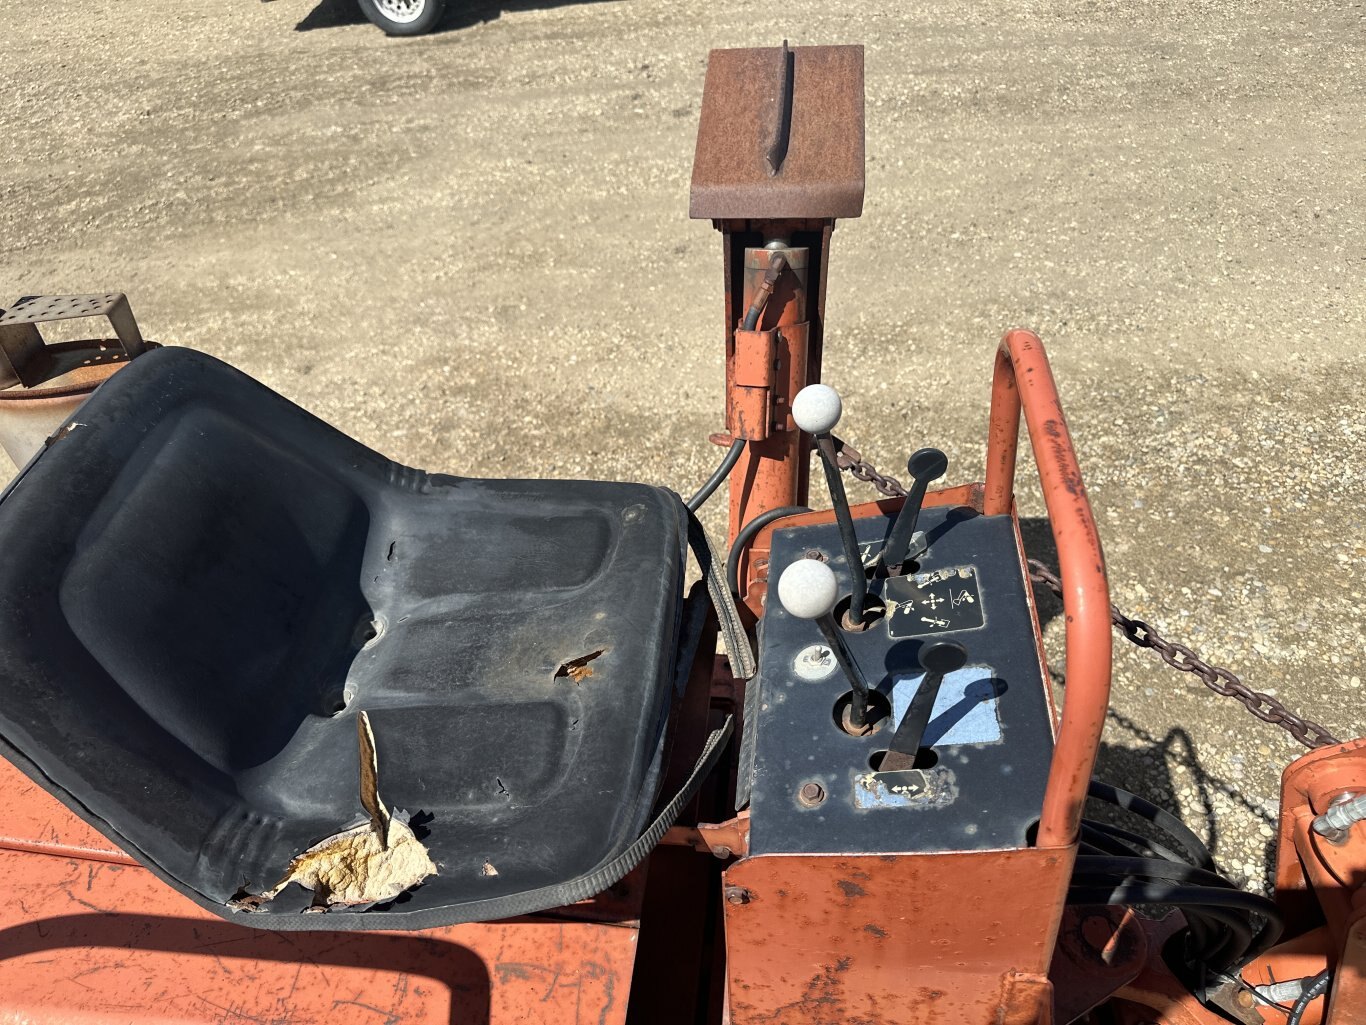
687, 438, 745, 512
1089, 779, 1215, 871
726, 505, 811, 598
1287, 970, 1332, 1025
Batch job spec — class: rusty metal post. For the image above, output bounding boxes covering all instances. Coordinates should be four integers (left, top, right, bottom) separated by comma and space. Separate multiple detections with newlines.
690, 44, 865, 547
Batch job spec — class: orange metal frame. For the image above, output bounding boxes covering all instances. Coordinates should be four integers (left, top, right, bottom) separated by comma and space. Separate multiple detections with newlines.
985, 329, 1113, 851
720, 329, 1114, 1024
2, 300, 1360, 1023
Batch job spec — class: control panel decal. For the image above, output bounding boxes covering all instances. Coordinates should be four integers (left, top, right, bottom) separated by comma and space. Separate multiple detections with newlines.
885, 564, 985, 638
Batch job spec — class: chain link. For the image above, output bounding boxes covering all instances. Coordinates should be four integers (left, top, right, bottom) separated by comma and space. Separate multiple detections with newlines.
831, 438, 1341, 750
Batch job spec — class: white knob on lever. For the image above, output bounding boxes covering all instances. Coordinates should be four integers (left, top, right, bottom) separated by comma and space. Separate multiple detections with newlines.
792, 383, 843, 436
777, 559, 873, 732
777, 557, 840, 621
790, 383, 869, 626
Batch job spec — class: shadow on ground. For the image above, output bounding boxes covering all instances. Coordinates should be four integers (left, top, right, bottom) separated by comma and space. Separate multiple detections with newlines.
1020, 517, 1279, 886
296, 0, 617, 34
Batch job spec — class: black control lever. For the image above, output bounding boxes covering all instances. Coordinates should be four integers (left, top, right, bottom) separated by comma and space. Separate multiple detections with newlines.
792, 384, 870, 626
880, 641, 967, 771
777, 558, 875, 732
881, 447, 948, 572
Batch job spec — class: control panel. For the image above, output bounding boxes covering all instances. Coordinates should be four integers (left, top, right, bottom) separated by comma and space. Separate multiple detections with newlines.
745, 386, 1057, 856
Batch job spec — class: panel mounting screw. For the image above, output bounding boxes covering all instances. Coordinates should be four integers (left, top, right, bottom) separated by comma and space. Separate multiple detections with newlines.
799, 781, 826, 806
724, 886, 751, 905
803, 548, 827, 561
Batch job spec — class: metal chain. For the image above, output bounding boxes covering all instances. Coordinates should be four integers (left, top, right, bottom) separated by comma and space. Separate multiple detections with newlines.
830, 436, 909, 499
831, 438, 1341, 750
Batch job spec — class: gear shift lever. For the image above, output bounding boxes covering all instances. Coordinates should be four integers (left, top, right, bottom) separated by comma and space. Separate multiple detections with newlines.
880, 641, 968, 772
777, 558, 876, 732
792, 384, 870, 626
881, 447, 949, 572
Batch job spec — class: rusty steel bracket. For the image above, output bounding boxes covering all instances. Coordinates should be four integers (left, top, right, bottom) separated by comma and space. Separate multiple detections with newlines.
728, 328, 776, 441
0, 293, 145, 390
1049, 907, 1150, 1024
662, 810, 750, 860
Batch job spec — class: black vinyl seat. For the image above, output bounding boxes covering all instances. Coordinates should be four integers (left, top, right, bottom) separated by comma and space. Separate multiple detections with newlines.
0, 346, 697, 930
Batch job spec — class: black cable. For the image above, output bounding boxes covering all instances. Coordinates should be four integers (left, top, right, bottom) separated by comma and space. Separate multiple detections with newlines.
686, 438, 746, 512
1065, 882, 1283, 966
725, 505, 811, 598
1071, 856, 1239, 891
1082, 818, 1193, 866
1089, 779, 1215, 871
1070, 861, 1248, 967
1286, 969, 1332, 1025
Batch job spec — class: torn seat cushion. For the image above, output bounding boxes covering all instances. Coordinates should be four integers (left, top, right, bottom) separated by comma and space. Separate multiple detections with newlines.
0, 346, 692, 930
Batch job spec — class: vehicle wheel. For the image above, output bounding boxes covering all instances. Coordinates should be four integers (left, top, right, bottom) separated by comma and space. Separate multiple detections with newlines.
357, 0, 447, 36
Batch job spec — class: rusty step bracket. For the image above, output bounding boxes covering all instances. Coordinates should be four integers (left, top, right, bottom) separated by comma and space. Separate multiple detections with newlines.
0, 293, 145, 390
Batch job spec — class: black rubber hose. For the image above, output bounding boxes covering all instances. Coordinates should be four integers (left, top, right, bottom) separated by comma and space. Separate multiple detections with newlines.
1286, 969, 1332, 1025
1089, 779, 1215, 871
1071, 856, 1240, 891
1082, 818, 1193, 866
687, 438, 746, 512
1065, 882, 1283, 966
726, 505, 811, 598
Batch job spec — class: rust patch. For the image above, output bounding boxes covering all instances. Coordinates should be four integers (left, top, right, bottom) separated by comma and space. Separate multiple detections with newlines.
836, 880, 866, 901
555, 649, 606, 683
863, 923, 887, 939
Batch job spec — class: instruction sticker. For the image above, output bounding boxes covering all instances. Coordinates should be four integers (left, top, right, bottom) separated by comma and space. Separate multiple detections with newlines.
884, 564, 985, 638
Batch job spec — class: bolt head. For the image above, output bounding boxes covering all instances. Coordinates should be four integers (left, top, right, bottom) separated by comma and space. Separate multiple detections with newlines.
724, 886, 750, 905
799, 782, 826, 806
792, 383, 842, 434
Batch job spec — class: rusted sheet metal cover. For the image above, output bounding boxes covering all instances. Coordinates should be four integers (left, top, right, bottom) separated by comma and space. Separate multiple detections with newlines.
690, 44, 865, 221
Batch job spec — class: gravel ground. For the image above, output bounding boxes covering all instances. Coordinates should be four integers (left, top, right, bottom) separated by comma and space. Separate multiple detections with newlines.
2, 0, 1363, 892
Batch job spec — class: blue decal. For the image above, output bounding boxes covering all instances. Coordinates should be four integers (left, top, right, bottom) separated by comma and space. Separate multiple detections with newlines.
889, 667, 1004, 746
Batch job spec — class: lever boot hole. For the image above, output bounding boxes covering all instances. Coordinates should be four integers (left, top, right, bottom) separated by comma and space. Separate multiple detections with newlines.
869, 559, 918, 581
832, 690, 891, 736
869, 747, 938, 770
834, 594, 886, 632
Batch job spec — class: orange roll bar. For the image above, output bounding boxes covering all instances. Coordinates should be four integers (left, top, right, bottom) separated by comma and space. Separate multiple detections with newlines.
985, 329, 1112, 849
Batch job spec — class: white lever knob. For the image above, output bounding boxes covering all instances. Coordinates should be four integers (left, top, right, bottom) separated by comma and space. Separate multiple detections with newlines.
792, 383, 842, 435
777, 558, 840, 621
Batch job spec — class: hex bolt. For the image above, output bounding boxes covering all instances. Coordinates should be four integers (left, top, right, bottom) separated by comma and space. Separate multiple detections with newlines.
724, 886, 751, 905
799, 781, 826, 806
803, 548, 827, 562
711, 845, 732, 860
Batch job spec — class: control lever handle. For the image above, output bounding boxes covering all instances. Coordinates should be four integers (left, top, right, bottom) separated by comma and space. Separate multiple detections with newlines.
792, 384, 871, 626
881, 448, 948, 571
777, 558, 875, 732
880, 641, 968, 772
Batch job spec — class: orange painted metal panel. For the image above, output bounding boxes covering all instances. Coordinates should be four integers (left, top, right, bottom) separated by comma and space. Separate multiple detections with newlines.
0, 755, 133, 864
722, 849, 1074, 1024
0, 847, 637, 1025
